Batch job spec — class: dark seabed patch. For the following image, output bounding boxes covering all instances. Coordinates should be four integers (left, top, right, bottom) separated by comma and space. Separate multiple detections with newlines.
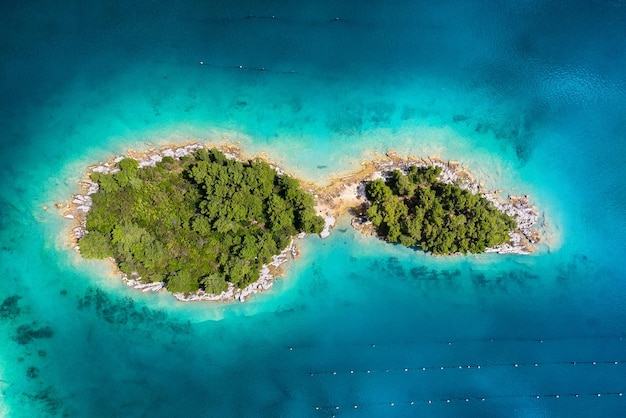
556, 253, 590, 281
13, 323, 54, 345
26, 366, 40, 379
22, 386, 63, 416
0, 295, 22, 319
77, 287, 192, 337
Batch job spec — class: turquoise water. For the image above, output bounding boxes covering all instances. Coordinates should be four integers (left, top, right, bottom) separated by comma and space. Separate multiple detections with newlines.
2, 0, 626, 416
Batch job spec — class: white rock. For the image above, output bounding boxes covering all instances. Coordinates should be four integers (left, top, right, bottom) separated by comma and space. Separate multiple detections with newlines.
320, 216, 335, 239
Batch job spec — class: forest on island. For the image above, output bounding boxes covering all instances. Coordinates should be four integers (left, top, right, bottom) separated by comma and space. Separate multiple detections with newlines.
78, 148, 324, 294
364, 166, 517, 254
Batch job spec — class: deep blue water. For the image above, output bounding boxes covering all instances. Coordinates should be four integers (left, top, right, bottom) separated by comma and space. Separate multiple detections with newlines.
1, 0, 626, 416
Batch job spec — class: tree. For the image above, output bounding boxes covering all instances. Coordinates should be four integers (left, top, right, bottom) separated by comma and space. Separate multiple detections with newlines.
117, 158, 139, 172
366, 178, 393, 202
200, 274, 228, 295
387, 170, 415, 196
79, 231, 112, 258
167, 270, 199, 293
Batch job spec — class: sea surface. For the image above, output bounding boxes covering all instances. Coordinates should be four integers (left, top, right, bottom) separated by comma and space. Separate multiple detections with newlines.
1, 0, 626, 416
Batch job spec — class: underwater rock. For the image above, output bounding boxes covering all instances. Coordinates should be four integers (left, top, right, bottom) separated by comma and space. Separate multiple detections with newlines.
13, 324, 54, 345
77, 287, 192, 335
23, 386, 62, 415
26, 366, 40, 379
0, 295, 21, 319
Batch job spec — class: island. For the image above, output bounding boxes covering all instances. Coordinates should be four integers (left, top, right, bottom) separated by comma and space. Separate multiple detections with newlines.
363, 166, 516, 254
61, 143, 540, 302
71, 145, 324, 301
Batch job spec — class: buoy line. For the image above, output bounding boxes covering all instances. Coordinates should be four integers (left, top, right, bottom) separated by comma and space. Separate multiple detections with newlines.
307, 359, 625, 376
197, 61, 300, 75
313, 391, 625, 415
285, 334, 625, 351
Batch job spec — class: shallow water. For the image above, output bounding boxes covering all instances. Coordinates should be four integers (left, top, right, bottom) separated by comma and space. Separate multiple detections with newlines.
2, 0, 626, 416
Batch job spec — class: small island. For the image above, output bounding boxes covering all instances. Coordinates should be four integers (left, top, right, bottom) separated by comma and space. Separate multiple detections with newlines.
73, 145, 324, 300
363, 166, 516, 254
61, 143, 540, 302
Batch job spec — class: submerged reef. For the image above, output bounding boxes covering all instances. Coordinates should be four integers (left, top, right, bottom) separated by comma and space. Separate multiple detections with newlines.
22, 386, 62, 416
0, 295, 22, 319
13, 323, 54, 345
77, 286, 192, 336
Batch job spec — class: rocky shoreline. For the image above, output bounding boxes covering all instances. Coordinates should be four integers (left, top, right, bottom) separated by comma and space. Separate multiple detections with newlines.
117, 237, 300, 302
172, 237, 300, 302
60, 143, 541, 303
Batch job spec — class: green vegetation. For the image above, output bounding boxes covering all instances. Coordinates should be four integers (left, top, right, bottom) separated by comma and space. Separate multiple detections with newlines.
79, 148, 324, 293
364, 166, 516, 254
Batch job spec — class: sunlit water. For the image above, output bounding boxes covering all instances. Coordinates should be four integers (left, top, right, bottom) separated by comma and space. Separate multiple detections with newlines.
1, 0, 626, 416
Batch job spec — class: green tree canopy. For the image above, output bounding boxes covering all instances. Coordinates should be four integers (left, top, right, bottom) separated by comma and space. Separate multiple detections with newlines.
79, 148, 324, 294
364, 166, 516, 255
